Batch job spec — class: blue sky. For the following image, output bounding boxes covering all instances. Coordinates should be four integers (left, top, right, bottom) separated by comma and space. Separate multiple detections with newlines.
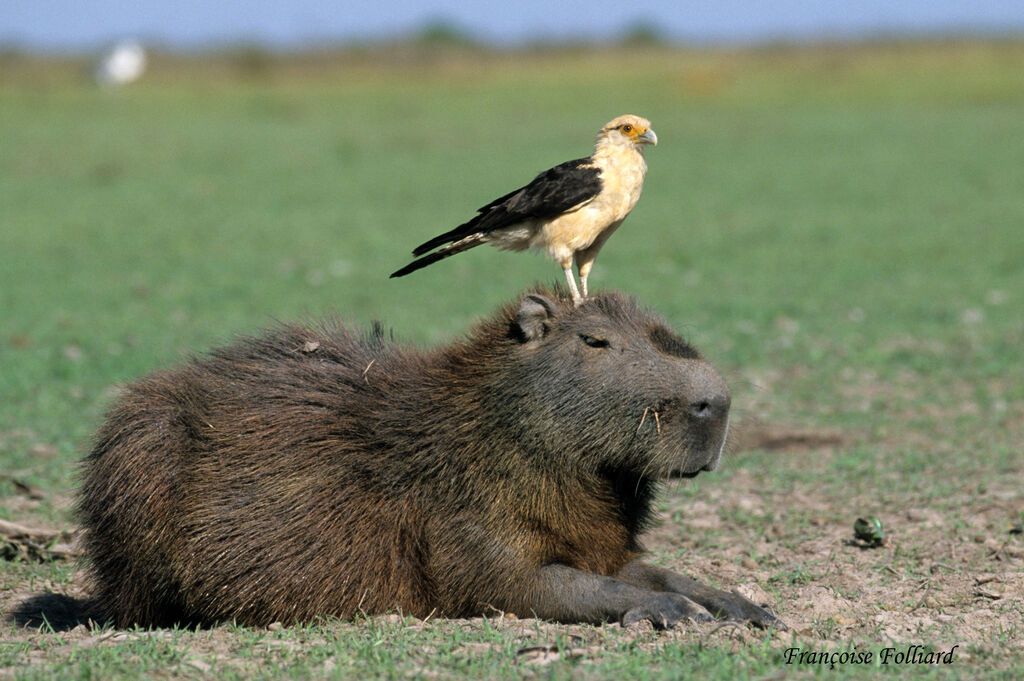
4, 0, 1024, 51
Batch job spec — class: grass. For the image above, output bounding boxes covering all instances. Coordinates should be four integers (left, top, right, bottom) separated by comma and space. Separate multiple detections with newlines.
1, 615, 972, 681
1, 41, 1023, 679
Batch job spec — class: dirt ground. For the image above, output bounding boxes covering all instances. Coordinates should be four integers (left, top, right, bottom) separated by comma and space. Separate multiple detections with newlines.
654, 461, 1024, 661
2, 417, 1022, 677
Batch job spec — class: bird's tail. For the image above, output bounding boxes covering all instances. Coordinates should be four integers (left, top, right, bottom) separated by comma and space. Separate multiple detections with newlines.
411, 223, 473, 257
390, 233, 486, 278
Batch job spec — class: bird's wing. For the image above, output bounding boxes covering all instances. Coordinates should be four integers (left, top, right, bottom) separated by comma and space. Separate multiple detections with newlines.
411, 158, 603, 256
478, 157, 603, 217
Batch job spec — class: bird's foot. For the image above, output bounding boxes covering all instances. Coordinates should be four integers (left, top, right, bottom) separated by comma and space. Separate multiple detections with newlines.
563, 267, 584, 306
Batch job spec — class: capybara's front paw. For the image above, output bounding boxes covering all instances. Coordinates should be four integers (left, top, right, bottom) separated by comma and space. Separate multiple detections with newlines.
622, 593, 714, 630
702, 590, 787, 630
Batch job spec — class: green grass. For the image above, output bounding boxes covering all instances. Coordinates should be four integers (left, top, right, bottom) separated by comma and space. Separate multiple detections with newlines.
2, 615, 985, 681
2, 42, 1023, 679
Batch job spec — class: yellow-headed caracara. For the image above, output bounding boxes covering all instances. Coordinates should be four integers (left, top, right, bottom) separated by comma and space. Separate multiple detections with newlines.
390, 114, 657, 305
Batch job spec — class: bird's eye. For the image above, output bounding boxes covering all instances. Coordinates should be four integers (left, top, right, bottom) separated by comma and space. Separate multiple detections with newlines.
621, 124, 633, 134
580, 334, 610, 348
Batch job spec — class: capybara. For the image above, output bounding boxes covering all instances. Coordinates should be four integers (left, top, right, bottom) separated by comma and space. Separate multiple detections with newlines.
79, 287, 783, 629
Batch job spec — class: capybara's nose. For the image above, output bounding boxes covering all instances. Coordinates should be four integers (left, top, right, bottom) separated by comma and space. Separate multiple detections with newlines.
688, 393, 730, 421
685, 362, 731, 422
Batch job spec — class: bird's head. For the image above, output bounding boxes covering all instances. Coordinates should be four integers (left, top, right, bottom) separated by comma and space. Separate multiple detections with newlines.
598, 114, 658, 150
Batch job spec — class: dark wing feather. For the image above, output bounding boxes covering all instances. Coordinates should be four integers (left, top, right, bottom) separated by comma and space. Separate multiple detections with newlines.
390, 233, 485, 278
410, 158, 602, 256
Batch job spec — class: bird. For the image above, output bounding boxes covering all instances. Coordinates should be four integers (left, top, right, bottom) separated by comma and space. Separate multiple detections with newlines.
94, 41, 148, 88
390, 114, 657, 305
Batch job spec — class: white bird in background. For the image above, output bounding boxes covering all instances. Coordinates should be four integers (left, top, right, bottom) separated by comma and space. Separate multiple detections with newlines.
95, 41, 147, 87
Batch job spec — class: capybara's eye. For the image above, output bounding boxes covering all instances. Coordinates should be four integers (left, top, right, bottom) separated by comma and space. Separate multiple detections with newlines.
579, 334, 610, 349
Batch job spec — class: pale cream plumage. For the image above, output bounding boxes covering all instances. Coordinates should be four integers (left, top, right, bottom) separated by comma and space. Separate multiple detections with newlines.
391, 115, 657, 304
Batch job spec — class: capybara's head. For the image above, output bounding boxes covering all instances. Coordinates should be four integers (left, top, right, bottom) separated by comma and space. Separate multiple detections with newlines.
470, 287, 730, 479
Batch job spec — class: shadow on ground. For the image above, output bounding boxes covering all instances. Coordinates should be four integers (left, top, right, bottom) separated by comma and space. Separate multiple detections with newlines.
10, 593, 97, 631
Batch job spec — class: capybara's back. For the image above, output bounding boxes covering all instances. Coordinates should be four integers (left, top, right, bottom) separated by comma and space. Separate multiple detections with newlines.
80, 287, 781, 630
80, 315, 437, 626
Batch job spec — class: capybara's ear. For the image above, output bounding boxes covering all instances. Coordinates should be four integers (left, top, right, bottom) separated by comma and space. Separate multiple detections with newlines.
513, 294, 558, 343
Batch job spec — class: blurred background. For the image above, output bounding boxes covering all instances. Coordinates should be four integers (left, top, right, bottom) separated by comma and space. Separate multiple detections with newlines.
5, 1, 1024, 50
1, 2, 1022, 496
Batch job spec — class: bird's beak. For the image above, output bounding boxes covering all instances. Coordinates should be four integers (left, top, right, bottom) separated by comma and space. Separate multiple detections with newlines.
638, 129, 658, 146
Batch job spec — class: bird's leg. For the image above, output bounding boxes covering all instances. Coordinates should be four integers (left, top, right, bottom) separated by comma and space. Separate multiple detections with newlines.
577, 261, 593, 300
574, 223, 618, 301
562, 264, 583, 306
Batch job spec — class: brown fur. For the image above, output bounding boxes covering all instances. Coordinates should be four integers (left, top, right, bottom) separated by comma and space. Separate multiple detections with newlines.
78, 287, 781, 629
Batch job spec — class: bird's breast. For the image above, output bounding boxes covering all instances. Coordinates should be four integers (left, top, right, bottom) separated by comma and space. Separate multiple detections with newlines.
593, 149, 647, 219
